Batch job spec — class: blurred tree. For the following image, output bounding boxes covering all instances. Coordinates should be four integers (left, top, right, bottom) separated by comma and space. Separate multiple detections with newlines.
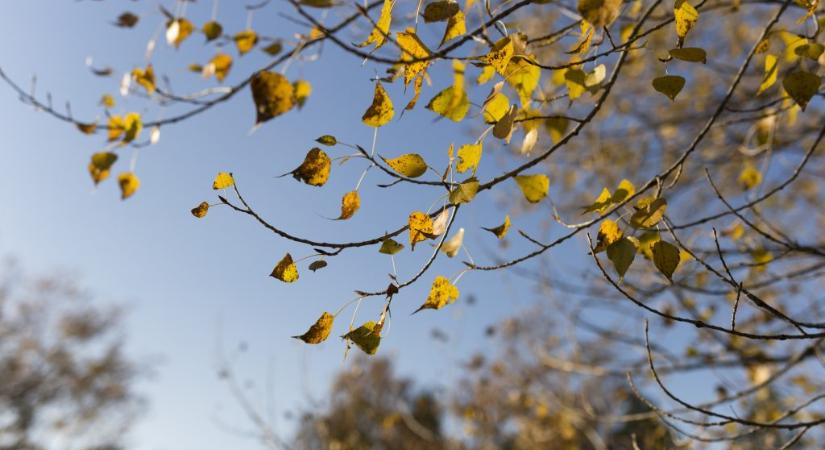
0, 261, 142, 450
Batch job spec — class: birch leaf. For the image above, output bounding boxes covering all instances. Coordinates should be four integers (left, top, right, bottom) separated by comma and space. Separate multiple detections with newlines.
409, 211, 435, 249
271, 253, 299, 283
483, 215, 510, 239
292, 148, 331, 186
652, 240, 681, 280
251, 71, 295, 123
117, 172, 140, 200
343, 321, 381, 355
515, 174, 549, 203
362, 82, 394, 127
293, 312, 334, 344
414, 276, 459, 312
336, 191, 360, 220
212, 172, 235, 190
383, 154, 428, 178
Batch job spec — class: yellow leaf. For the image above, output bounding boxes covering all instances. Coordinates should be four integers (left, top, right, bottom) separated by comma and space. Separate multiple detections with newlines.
456, 143, 482, 174
383, 153, 428, 178
293, 80, 312, 108
396, 28, 431, 86
504, 55, 541, 105
674, 0, 699, 43
652, 240, 681, 280
271, 253, 299, 282
545, 116, 569, 143
251, 71, 295, 123
107, 115, 124, 142
652, 75, 686, 100
202, 21, 223, 42
423, 1, 459, 21
100, 94, 115, 108
582, 187, 612, 214
782, 70, 821, 110
379, 238, 404, 254
440, 10, 466, 46
122, 112, 143, 143
595, 218, 623, 252
203, 53, 233, 82
343, 321, 381, 354
117, 172, 140, 200
426, 59, 469, 121
564, 68, 587, 99
234, 30, 258, 55
293, 148, 331, 186
630, 197, 667, 228
482, 92, 509, 123
477, 65, 495, 85
757, 54, 778, 95
166, 18, 194, 48
293, 312, 334, 344
439, 228, 464, 257
408, 211, 434, 249
357, 0, 393, 49
88, 152, 117, 185
483, 215, 510, 239
634, 231, 660, 259
262, 41, 283, 56
607, 237, 636, 278
415, 276, 459, 312
362, 81, 394, 127
577, 0, 621, 27
131, 64, 156, 94
449, 178, 479, 204
482, 37, 514, 75
337, 191, 360, 220
721, 222, 745, 240
612, 178, 636, 203
779, 32, 807, 63
316, 135, 337, 146
191, 201, 209, 218
212, 172, 235, 190
515, 174, 549, 203
738, 163, 762, 190
669, 47, 707, 63
405, 75, 425, 111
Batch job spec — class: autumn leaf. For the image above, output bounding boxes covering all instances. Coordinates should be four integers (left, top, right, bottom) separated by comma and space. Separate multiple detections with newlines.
652, 240, 681, 280
191, 201, 209, 218
262, 41, 284, 56
293, 312, 334, 344
414, 276, 459, 313
166, 18, 194, 48
293, 80, 312, 109
357, 0, 393, 49
202, 21, 223, 42
456, 143, 482, 174
783, 70, 821, 110
757, 54, 778, 95
738, 163, 762, 190
440, 10, 466, 46
504, 55, 541, 105
669, 47, 707, 63
449, 178, 479, 204
483, 215, 510, 239
423, 1, 459, 21
342, 321, 381, 355
115, 12, 139, 28
88, 152, 117, 185
427, 60, 470, 122
606, 237, 636, 278
212, 172, 235, 190
515, 174, 549, 203
117, 172, 140, 200
234, 30, 258, 55
379, 238, 404, 254
251, 71, 295, 124
577, 0, 621, 27
396, 28, 431, 86
383, 153, 428, 178
203, 53, 233, 82
100, 94, 115, 109
594, 218, 622, 252
77, 122, 97, 135
629, 197, 667, 228
674, 0, 699, 44
482, 37, 514, 75
131, 64, 155, 94
308, 260, 328, 272
362, 81, 394, 127
564, 68, 587, 99
408, 211, 434, 249
316, 135, 337, 146
336, 191, 360, 220
652, 75, 686, 101
439, 228, 464, 257
482, 91, 509, 123
292, 148, 331, 186
271, 253, 299, 283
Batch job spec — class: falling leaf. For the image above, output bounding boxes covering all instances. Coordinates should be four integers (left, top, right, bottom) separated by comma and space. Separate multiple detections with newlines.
166, 18, 194, 48
757, 54, 778, 95
482, 37, 514, 75
308, 260, 328, 272
131, 64, 155, 94
652, 75, 686, 100
362, 82, 394, 127
577, 0, 621, 27
652, 240, 681, 280
396, 28, 431, 86
213, 172, 235, 190
293, 80, 312, 109
456, 143, 482, 174
669, 47, 707, 63
203, 53, 233, 82
379, 238, 404, 254
191, 201, 209, 218
251, 71, 295, 123
674, 0, 699, 44
440, 10, 466, 46
630, 197, 667, 228
343, 321, 381, 355
202, 21, 223, 42
337, 191, 360, 220
415, 276, 459, 312
439, 228, 464, 257
357, 0, 393, 49
117, 172, 140, 199
316, 135, 337, 146
515, 174, 549, 203
423, 1, 459, 21
292, 148, 331, 186
782, 70, 820, 110
738, 163, 762, 190
408, 211, 434, 249
293, 312, 334, 344
449, 178, 479, 204
483, 215, 510, 239
607, 237, 636, 278
271, 253, 299, 283
88, 152, 117, 185
115, 12, 139, 28
234, 30, 258, 55
383, 153, 428, 178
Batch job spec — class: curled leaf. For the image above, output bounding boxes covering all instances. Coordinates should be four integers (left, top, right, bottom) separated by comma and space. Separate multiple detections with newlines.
439, 228, 464, 257
271, 253, 299, 283
483, 215, 510, 239
379, 238, 404, 254
251, 71, 295, 124
308, 260, 328, 272
191, 201, 209, 218
88, 152, 118, 185
292, 148, 331, 186
117, 172, 140, 200
336, 191, 360, 220
408, 211, 434, 249
293, 312, 334, 344
234, 30, 258, 55
362, 82, 394, 127
342, 321, 381, 355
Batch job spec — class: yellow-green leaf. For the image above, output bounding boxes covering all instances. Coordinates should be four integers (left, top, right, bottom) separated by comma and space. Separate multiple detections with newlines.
456, 143, 482, 174
630, 197, 667, 228
515, 174, 549, 203
440, 10, 466, 46
343, 321, 381, 355
607, 237, 636, 278
234, 30, 258, 55
483, 215, 510, 239
652, 240, 681, 280
738, 163, 762, 190
482, 37, 514, 75
652, 75, 686, 100
379, 238, 405, 254
202, 21, 223, 42
783, 70, 821, 110
449, 178, 479, 204
293, 312, 334, 344
292, 148, 331, 186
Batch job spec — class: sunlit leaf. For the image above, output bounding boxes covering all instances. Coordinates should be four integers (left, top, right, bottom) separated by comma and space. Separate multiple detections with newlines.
271, 253, 299, 283
674, 0, 699, 43
292, 148, 331, 186
117, 172, 140, 200
630, 197, 667, 228
449, 178, 479, 204
166, 18, 194, 48
439, 228, 464, 257
191, 201, 209, 218
483, 215, 510, 239
234, 30, 258, 55
203, 53, 233, 82
397, 28, 431, 86
577, 0, 621, 27
343, 321, 381, 355
384, 153, 428, 178
757, 54, 778, 95
482, 91, 509, 123
316, 135, 337, 146
88, 152, 117, 185
738, 163, 762, 190
115, 12, 139, 28
427, 59, 469, 121
440, 10, 466, 46
415, 276, 459, 312
336, 191, 360, 220
504, 55, 541, 105
564, 68, 587, 99
212, 172, 235, 190
595, 218, 623, 252
122, 112, 142, 143
100, 94, 115, 109
409, 211, 434, 249
293, 312, 334, 344
515, 174, 549, 203
293, 80, 312, 109
357, 0, 393, 49
131, 64, 155, 94
482, 37, 514, 75
362, 81, 394, 127
251, 71, 295, 123
456, 143, 482, 174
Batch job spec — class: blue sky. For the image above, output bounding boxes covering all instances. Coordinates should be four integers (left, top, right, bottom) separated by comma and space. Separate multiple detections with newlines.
0, 2, 577, 448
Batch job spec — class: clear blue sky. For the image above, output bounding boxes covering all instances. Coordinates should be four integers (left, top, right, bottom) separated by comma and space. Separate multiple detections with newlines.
0, 2, 715, 449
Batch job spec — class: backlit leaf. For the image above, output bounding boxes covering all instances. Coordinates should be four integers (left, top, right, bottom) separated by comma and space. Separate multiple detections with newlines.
293, 80, 312, 108
203, 53, 233, 82
515, 174, 549, 203
117, 172, 140, 200
577, 0, 621, 27
595, 218, 623, 252
757, 54, 778, 95
336, 191, 360, 220
234, 30, 258, 55
482, 91, 509, 123
415, 276, 459, 312
131, 64, 155, 94
449, 178, 479, 204
408, 211, 434, 249
383, 153, 428, 178
738, 163, 762, 190
166, 18, 194, 48
357, 0, 393, 49
293, 312, 334, 344
482, 37, 514, 75
439, 228, 464, 257
212, 172, 235, 190
362, 81, 394, 127
88, 152, 117, 185
630, 197, 667, 228
292, 148, 331, 186
456, 143, 482, 174
652, 240, 681, 280
271, 253, 299, 283
251, 71, 295, 123
504, 55, 541, 105
397, 28, 431, 86
483, 215, 510, 239
440, 10, 466, 46
674, 0, 699, 43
